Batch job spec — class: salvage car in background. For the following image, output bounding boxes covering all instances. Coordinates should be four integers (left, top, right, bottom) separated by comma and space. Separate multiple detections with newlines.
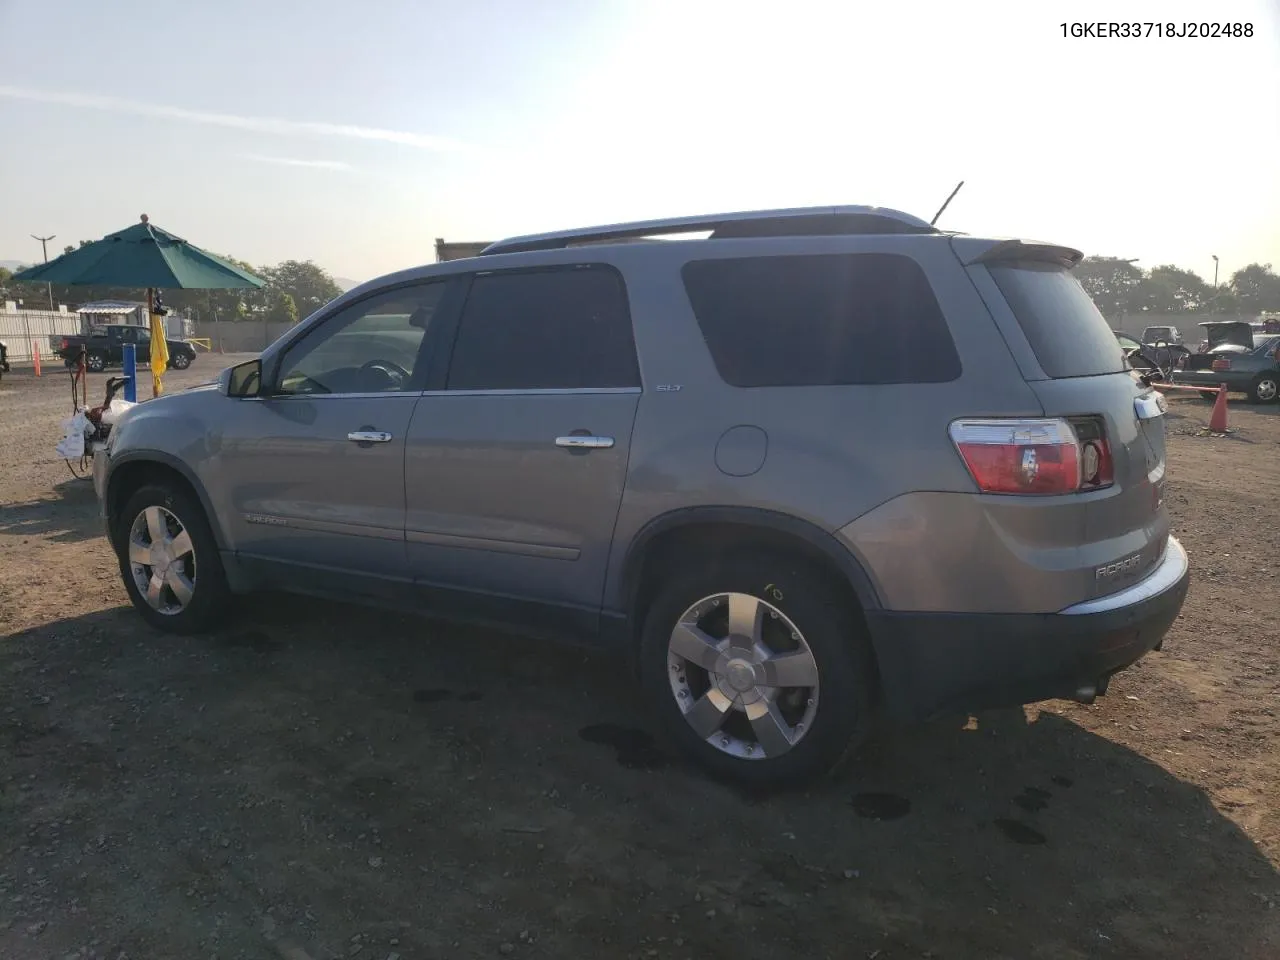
1115, 331, 1186, 381
1173, 321, 1280, 402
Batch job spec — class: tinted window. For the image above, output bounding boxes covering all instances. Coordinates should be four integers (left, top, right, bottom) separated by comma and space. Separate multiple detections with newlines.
276, 283, 443, 395
680, 253, 960, 388
446, 267, 639, 390
988, 263, 1125, 379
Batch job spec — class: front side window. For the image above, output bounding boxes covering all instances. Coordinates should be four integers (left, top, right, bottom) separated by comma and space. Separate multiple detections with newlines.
446, 267, 639, 391
275, 283, 445, 395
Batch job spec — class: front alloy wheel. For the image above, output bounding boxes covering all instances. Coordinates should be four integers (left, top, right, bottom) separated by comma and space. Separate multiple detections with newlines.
1251, 375, 1278, 403
127, 505, 197, 615
667, 592, 819, 760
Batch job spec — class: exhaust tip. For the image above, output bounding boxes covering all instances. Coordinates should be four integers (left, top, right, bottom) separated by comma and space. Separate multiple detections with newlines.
1071, 684, 1097, 705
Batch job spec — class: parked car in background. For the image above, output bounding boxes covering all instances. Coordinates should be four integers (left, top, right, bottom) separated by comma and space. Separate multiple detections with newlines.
1173, 325, 1280, 402
1194, 320, 1254, 355
92, 204, 1190, 786
52, 324, 196, 373
1141, 324, 1183, 347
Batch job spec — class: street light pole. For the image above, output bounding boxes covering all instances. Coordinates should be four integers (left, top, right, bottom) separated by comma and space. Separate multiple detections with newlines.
31, 233, 56, 310
1211, 254, 1219, 288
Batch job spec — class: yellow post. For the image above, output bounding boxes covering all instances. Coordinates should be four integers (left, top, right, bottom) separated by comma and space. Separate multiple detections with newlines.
148, 287, 168, 398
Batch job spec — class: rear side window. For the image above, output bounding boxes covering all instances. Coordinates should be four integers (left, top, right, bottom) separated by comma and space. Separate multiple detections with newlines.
446, 267, 640, 391
988, 263, 1125, 379
681, 253, 960, 387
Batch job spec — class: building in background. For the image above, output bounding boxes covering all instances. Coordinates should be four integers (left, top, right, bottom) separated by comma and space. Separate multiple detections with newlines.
435, 239, 491, 262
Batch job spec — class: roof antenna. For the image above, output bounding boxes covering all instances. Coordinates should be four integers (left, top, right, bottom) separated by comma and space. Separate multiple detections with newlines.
929, 180, 965, 227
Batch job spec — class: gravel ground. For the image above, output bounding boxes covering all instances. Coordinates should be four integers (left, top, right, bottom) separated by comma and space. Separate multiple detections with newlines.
2, 357, 1278, 960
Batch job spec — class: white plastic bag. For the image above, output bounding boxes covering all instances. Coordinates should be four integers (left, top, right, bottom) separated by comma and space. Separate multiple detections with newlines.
55, 411, 93, 459
100, 397, 136, 425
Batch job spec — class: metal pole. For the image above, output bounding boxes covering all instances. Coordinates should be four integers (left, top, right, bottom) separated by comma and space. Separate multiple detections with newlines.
122, 343, 137, 402
1212, 255, 1219, 288
31, 233, 55, 310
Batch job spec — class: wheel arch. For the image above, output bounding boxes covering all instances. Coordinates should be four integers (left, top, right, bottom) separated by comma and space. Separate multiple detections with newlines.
105, 452, 223, 549
616, 507, 883, 630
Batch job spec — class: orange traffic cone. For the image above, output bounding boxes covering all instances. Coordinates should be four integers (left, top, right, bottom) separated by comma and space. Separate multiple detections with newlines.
32, 343, 41, 377
1208, 384, 1229, 433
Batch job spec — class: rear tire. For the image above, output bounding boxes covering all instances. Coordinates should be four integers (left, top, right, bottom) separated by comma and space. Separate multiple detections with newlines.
1248, 374, 1278, 404
171, 354, 191, 370
638, 552, 874, 787
86, 352, 106, 372
115, 482, 229, 635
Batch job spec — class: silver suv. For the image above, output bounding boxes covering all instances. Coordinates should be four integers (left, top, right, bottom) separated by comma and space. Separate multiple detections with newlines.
94, 205, 1190, 786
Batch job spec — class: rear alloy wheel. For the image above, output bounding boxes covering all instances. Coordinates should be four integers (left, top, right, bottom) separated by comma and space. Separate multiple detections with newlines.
640, 554, 873, 787
117, 483, 228, 634
1249, 374, 1278, 404
86, 352, 106, 372
171, 353, 191, 370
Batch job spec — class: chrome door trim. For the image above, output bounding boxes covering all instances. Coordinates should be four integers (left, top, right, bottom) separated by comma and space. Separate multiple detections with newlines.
348, 431, 393, 443
420, 387, 641, 397
555, 435, 615, 449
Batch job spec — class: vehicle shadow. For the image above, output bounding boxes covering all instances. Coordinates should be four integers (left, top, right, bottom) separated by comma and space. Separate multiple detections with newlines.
2, 600, 1276, 960
0, 477, 103, 543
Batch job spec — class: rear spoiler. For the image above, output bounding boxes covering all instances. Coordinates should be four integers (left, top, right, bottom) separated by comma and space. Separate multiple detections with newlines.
961, 239, 1085, 269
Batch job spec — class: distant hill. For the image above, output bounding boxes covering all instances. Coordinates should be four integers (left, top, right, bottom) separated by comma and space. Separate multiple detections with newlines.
334, 276, 361, 292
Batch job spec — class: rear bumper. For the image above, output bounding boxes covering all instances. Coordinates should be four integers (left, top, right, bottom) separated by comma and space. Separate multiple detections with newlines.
866, 537, 1190, 722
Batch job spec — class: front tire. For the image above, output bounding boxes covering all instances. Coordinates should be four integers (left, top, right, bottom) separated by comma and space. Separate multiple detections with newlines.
1248, 374, 1278, 404
170, 353, 191, 370
115, 482, 229, 634
86, 352, 106, 372
639, 553, 874, 787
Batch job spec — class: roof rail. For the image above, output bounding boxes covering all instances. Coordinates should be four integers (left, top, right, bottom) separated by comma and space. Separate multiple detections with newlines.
480, 205, 936, 256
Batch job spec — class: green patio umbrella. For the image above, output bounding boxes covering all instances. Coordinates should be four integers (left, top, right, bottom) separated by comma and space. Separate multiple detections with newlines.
13, 215, 265, 396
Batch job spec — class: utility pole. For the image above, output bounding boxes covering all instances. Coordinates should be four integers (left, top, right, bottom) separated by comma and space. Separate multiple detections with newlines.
31, 233, 56, 310
1211, 254, 1219, 288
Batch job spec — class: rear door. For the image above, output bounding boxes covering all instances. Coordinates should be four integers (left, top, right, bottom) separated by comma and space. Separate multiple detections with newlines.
403, 265, 641, 628
963, 247, 1170, 605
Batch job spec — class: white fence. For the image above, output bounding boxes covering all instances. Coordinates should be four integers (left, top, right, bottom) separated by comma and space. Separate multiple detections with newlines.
0, 310, 81, 364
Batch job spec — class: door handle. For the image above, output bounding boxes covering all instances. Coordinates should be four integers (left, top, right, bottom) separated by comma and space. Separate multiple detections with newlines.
555, 435, 614, 450
347, 430, 393, 443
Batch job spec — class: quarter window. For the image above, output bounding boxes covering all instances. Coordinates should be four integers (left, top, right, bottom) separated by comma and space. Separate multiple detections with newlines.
681, 253, 961, 387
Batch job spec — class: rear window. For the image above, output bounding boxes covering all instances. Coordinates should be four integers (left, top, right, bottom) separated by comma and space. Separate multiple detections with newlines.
681, 253, 961, 388
988, 262, 1126, 379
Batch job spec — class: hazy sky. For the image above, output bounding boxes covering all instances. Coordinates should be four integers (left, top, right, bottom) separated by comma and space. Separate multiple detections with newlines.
2, 0, 1277, 283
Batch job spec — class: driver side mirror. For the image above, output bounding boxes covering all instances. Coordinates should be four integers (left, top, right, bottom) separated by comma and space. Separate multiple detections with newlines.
220, 358, 262, 398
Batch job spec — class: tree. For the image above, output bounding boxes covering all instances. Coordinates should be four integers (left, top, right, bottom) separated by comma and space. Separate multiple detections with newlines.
264, 291, 299, 325
1138, 265, 1211, 313
261, 260, 342, 319
1074, 256, 1145, 318
1228, 263, 1280, 314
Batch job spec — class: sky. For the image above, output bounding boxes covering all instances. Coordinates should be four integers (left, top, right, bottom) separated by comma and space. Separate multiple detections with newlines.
1, 0, 1278, 285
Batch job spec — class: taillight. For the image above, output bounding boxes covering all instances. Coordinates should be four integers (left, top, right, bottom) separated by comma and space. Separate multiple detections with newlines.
949, 418, 1113, 496
1211, 357, 1232, 371
60, 338, 69, 350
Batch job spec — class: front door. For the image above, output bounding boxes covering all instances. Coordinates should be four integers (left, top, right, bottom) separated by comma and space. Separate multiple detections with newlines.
404, 265, 641, 623
216, 281, 453, 586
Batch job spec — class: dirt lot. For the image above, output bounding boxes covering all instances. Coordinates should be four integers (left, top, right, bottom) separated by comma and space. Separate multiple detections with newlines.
2, 357, 1278, 960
